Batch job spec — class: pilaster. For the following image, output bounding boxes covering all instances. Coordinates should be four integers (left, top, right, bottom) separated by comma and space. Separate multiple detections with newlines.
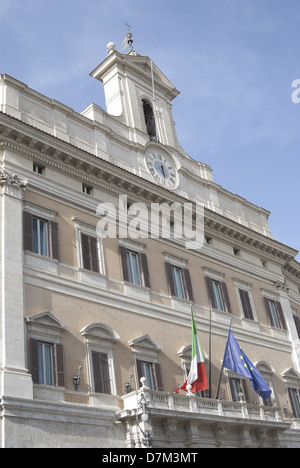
277, 283, 300, 373
0, 170, 33, 399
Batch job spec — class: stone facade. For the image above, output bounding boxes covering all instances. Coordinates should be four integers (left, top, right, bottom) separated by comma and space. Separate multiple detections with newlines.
0, 42, 300, 448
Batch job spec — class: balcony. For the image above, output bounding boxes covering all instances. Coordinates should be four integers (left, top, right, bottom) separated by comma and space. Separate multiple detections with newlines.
117, 379, 290, 448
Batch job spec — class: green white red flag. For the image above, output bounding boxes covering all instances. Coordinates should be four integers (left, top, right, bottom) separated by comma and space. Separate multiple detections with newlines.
180, 308, 209, 393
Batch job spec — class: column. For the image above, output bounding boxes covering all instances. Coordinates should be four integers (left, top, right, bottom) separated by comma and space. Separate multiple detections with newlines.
0, 170, 33, 398
277, 283, 300, 373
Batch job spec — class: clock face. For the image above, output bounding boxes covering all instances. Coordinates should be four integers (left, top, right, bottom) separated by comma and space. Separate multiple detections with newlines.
145, 151, 178, 189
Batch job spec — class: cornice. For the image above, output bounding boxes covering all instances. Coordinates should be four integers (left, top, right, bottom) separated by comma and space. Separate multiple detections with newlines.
0, 111, 298, 266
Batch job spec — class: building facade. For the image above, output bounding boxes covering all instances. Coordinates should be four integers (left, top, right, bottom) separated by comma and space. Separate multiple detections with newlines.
0, 40, 300, 448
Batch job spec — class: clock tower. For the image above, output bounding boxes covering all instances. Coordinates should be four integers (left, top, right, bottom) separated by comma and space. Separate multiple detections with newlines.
86, 36, 214, 197
90, 41, 181, 151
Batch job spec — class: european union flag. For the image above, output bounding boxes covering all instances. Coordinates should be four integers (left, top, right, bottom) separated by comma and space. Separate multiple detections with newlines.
222, 325, 272, 401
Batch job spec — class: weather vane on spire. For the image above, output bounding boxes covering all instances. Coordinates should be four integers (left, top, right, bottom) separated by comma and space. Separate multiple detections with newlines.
121, 21, 135, 53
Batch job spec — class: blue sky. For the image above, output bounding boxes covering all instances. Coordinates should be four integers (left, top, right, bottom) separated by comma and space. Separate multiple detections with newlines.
1, 0, 299, 260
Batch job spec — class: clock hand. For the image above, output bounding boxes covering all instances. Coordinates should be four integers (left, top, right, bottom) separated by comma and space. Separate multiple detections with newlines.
160, 165, 166, 177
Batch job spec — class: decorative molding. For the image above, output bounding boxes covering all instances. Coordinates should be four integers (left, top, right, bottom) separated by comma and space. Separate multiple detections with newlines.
0, 170, 27, 189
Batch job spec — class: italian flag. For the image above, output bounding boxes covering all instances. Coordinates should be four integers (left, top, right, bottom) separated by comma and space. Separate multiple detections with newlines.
180, 308, 209, 393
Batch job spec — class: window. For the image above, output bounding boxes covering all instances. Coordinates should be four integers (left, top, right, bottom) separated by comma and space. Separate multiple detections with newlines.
264, 298, 286, 330
126, 250, 142, 285
172, 266, 186, 299
91, 350, 111, 394
136, 359, 163, 391
80, 323, 119, 397
81, 233, 99, 273
238, 288, 254, 320
165, 262, 193, 301
288, 388, 300, 418
33, 163, 45, 174
120, 245, 150, 288
38, 342, 54, 385
82, 184, 92, 195
142, 99, 156, 140
205, 277, 231, 313
229, 377, 249, 402
23, 211, 59, 260
30, 339, 65, 387
293, 314, 300, 339
33, 217, 48, 256
129, 334, 163, 391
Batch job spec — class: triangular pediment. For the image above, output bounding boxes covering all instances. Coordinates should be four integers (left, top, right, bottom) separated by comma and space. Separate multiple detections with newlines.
125, 54, 180, 99
129, 334, 162, 351
26, 310, 67, 330
281, 367, 300, 381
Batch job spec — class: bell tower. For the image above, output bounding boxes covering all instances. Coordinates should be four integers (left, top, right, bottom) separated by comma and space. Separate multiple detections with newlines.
89, 35, 181, 149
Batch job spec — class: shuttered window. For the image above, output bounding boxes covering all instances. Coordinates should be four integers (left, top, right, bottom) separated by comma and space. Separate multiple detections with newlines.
293, 315, 300, 339
119, 246, 150, 288
23, 211, 59, 260
288, 388, 300, 418
81, 233, 99, 272
165, 262, 193, 301
264, 298, 286, 330
91, 350, 111, 394
205, 276, 231, 313
30, 338, 65, 387
238, 289, 254, 320
229, 377, 250, 403
136, 359, 163, 391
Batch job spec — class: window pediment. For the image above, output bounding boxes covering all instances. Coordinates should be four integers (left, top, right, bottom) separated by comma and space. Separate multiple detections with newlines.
26, 310, 67, 330
129, 334, 162, 354
80, 323, 120, 342
281, 367, 300, 385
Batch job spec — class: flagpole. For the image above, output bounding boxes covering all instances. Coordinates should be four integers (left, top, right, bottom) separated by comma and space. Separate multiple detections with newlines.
216, 319, 232, 400
209, 307, 212, 398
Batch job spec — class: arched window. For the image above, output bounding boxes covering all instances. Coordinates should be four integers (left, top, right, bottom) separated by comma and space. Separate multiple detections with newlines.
142, 99, 157, 140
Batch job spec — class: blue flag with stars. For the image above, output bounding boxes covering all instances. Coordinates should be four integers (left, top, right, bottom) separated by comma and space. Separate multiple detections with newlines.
222, 325, 272, 401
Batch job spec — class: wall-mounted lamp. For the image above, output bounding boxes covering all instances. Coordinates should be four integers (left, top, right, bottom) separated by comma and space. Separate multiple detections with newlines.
73, 365, 82, 391
136, 392, 153, 447
125, 374, 133, 393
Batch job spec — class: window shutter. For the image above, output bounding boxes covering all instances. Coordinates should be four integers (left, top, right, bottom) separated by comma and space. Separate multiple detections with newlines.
53, 343, 65, 387
165, 262, 176, 296
92, 351, 102, 393
239, 289, 253, 320
49, 221, 60, 260
275, 301, 287, 330
288, 388, 300, 418
30, 338, 39, 383
140, 252, 150, 288
119, 246, 129, 282
100, 352, 111, 394
264, 297, 274, 327
90, 236, 99, 273
220, 282, 231, 313
136, 359, 143, 388
81, 234, 91, 270
241, 380, 250, 403
182, 268, 194, 302
205, 277, 217, 309
92, 351, 111, 394
294, 315, 300, 339
153, 362, 163, 391
23, 211, 33, 251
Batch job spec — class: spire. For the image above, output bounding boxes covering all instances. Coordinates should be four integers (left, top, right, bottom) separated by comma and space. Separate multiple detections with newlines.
121, 22, 137, 55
